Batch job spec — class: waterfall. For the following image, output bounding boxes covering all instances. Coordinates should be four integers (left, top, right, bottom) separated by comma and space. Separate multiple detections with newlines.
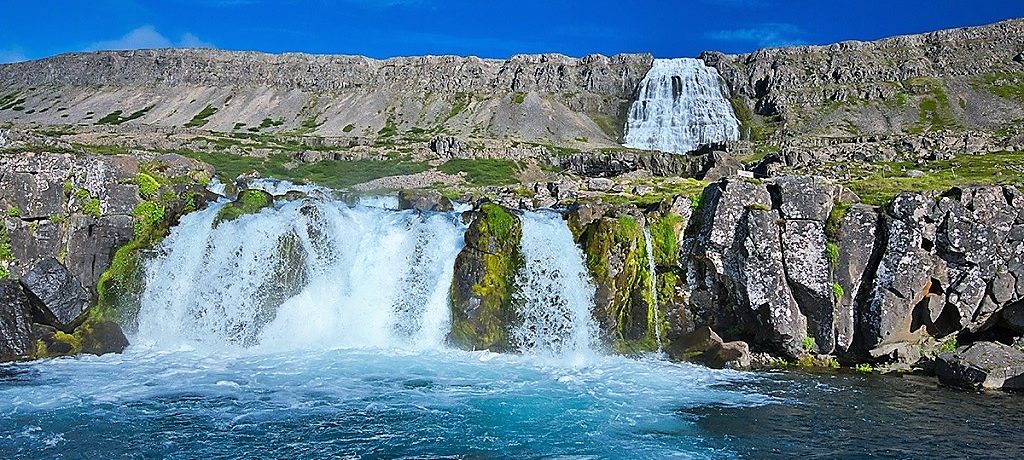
642, 227, 663, 353
134, 198, 466, 352
623, 58, 740, 154
512, 211, 597, 359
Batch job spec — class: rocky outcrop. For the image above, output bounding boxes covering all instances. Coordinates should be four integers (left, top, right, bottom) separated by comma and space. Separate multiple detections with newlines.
658, 176, 1024, 368
936, 342, 1024, 390
666, 326, 751, 370
448, 203, 524, 351
214, 189, 274, 224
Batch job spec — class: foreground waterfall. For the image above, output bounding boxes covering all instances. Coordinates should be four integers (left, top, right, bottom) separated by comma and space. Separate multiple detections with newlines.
512, 211, 597, 358
134, 198, 466, 351
624, 58, 740, 154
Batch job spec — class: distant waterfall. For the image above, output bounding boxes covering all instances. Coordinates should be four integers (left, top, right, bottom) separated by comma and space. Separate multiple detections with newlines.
134, 198, 466, 352
624, 58, 740, 154
512, 211, 597, 358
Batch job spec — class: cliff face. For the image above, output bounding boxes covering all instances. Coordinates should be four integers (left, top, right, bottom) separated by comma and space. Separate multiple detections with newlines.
0, 50, 652, 146
703, 19, 1024, 161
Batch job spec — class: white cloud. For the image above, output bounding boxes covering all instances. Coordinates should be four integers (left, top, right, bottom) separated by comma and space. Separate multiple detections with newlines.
706, 23, 806, 48
85, 26, 215, 52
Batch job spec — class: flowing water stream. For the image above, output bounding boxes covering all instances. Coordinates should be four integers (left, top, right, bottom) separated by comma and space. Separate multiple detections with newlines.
2, 197, 1023, 458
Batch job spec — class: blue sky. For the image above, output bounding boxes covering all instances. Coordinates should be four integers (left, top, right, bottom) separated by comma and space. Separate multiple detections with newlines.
2, 1, 1023, 63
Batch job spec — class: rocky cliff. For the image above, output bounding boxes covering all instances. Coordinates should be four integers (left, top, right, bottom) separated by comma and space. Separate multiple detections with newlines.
0, 50, 651, 147
705, 18, 1024, 163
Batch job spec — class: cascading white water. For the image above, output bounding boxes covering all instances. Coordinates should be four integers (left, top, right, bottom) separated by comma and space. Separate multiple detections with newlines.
134, 198, 466, 352
642, 227, 663, 353
623, 58, 740, 154
512, 211, 598, 359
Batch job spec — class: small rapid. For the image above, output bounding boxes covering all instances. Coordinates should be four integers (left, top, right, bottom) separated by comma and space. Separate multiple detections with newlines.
624, 58, 740, 154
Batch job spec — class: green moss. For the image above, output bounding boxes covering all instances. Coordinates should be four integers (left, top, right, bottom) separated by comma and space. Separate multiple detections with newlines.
449, 204, 523, 351
939, 337, 957, 352
647, 213, 683, 267
82, 198, 102, 218
135, 173, 160, 199
132, 201, 165, 237
0, 223, 13, 279
185, 105, 218, 128
511, 92, 526, 104
342, 123, 356, 133
826, 242, 840, 269
802, 336, 816, 351
832, 282, 844, 300
854, 363, 875, 373
6, 206, 20, 217
825, 203, 850, 241
214, 189, 272, 224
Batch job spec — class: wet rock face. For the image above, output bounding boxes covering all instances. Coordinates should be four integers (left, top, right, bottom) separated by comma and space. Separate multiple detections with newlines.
19, 257, 90, 330
449, 203, 523, 352
0, 280, 33, 361
935, 342, 1024, 390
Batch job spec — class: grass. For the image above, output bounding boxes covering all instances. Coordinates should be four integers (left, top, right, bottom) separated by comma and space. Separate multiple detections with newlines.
589, 178, 709, 207
903, 77, 959, 134
511, 92, 526, 104
939, 337, 958, 353
447, 92, 473, 120
185, 105, 218, 128
438, 159, 522, 186
172, 149, 429, 189
842, 151, 1024, 206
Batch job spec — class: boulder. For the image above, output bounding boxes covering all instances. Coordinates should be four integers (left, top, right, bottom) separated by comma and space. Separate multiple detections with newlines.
214, 189, 274, 224
833, 205, 881, 353
666, 326, 751, 370
935, 342, 1024, 391
587, 178, 614, 192
77, 320, 129, 355
697, 152, 742, 181
0, 280, 34, 360
397, 190, 453, 212
19, 257, 90, 330
1002, 302, 1024, 334
448, 203, 523, 351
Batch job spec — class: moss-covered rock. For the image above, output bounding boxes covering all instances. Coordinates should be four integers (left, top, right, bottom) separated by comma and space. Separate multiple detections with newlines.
214, 189, 273, 225
574, 212, 658, 353
31, 316, 128, 358
448, 203, 523, 351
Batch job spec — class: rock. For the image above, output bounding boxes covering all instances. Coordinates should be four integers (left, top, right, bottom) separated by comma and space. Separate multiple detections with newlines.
575, 213, 656, 351
31, 323, 74, 356
19, 257, 90, 330
698, 152, 742, 181
397, 190, 453, 212
76, 320, 129, 355
906, 169, 926, 178
587, 178, 614, 192
278, 190, 308, 202
448, 203, 523, 351
665, 326, 751, 370
214, 189, 274, 225
834, 205, 881, 354
1002, 302, 1024, 334
0, 280, 34, 360
706, 341, 752, 370
772, 176, 837, 222
935, 342, 1024, 391
667, 325, 722, 360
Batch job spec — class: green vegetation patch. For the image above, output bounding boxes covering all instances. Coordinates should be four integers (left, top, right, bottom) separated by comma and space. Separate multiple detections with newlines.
96, 105, 154, 125
843, 151, 1024, 206
438, 159, 522, 186
976, 72, 1024, 103
0, 222, 13, 279
511, 92, 526, 104
185, 105, 218, 128
903, 77, 959, 134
